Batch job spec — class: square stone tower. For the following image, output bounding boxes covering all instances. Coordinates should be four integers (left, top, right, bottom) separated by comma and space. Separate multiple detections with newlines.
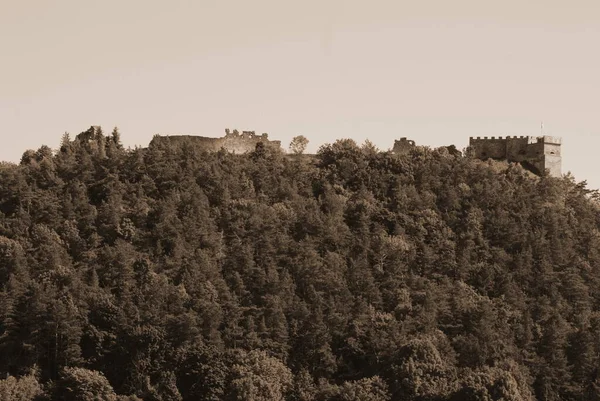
468, 135, 562, 177
538, 136, 562, 177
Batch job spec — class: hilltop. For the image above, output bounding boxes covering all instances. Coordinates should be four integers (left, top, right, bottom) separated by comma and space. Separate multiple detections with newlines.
0, 127, 599, 400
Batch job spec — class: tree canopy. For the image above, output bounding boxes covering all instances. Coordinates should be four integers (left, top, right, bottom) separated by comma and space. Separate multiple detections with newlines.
1, 126, 599, 400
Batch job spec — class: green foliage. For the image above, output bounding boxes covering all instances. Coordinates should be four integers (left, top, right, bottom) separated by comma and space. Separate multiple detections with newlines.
226, 349, 293, 401
336, 376, 390, 401
1, 127, 600, 399
53, 367, 116, 401
0, 371, 43, 401
289, 135, 309, 155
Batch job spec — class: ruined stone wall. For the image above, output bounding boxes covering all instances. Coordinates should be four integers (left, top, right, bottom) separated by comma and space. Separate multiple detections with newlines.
149, 135, 225, 151
392, 138, 416, 154
149, 129, 281, 154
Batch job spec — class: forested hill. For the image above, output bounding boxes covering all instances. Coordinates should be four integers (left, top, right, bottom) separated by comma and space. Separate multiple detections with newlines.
1, 127, 600, 401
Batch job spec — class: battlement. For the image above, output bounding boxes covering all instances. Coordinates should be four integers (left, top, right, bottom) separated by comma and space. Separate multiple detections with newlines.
538, 135, 561, 145
468, 135, 562, 177
468, 135, 562, 143
150, 128, 281, 154
470, 135, 531, 139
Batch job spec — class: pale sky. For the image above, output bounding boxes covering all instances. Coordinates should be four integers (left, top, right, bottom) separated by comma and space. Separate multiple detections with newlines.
1, 0, 599, 188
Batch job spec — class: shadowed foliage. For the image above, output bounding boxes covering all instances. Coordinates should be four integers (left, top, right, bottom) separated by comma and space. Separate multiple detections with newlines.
0, 127, 599, 400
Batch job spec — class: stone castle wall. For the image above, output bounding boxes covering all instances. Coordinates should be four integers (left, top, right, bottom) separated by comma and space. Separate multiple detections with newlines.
391, 135, 562, 177
469, 135, 561, 177
148, 129, 561, 176
150, 129, 282, 154
392, 137, 416, 154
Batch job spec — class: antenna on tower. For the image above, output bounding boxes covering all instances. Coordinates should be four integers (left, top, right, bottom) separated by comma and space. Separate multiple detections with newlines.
540, 121, 544, 136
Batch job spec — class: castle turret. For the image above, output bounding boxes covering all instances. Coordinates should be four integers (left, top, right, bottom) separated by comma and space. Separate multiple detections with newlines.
469, 135, 562, 177
538, 136, 561, 177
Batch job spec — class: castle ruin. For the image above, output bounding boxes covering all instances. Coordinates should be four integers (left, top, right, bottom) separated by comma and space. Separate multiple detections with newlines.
392, 137, 416, 154
391, 135, 562, 177
468, 135, 561, 177
150, 128, 282, 154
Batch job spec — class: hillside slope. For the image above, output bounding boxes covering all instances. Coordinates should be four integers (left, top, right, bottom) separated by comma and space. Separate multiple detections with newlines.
1, 128, 599, 400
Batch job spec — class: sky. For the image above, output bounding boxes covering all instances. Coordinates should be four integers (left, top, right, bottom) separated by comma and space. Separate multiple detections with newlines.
1, 0, 599, 188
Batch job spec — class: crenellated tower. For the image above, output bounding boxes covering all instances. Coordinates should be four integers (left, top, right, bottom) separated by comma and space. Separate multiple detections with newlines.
468, 135, 562, 177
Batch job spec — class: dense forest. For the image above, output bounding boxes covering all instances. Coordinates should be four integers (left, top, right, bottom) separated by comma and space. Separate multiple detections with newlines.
1, 126, 600, 400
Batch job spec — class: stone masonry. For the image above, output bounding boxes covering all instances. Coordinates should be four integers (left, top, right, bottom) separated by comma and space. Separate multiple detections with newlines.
468, 135, 561, 177
150, 129, 282, 154
392, 138, 416, 154
391, 135, 562, 177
